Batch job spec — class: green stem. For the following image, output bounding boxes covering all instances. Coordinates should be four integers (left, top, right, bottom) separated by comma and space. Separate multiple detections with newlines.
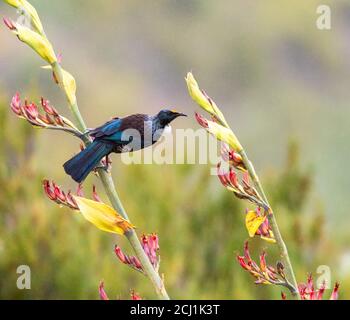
13, 0, 169, 300
239, 149, 301, 300
52, 62, 170, 300
99, 170, 169, 300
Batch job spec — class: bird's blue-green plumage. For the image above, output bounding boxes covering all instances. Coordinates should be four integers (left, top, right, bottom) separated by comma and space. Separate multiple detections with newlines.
63, 141, 114, 183
63, 110, 186, 183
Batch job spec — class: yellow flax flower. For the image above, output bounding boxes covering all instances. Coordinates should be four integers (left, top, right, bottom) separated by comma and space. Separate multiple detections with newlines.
245, 210, 266, 237
4, 0, 44, 34
195, 112, 243, 152
7, 21, 56, 64
206, 119, 243, 152
42, 65, 77, 106
245, 209, 275, 243
74, 196, 134, 234
186, 72, 228, 127
3, 0, 22, 8
61, 68, 77, 106
186, 72, 216, 115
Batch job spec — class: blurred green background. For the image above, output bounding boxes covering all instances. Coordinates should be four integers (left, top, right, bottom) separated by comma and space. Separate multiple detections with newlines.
1, 0, 350, 299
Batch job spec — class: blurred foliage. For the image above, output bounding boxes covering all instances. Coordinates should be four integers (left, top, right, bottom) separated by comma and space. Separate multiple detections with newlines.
0, 97, 345, 299
1, 0, 350, 299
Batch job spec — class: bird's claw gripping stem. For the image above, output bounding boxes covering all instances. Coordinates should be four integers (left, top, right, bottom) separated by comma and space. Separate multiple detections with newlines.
94, 155, 111, 173
77, 130, 91, 140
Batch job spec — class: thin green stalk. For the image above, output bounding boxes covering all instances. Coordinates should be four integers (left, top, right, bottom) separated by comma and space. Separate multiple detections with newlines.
186, 72, 299, 299
239, 150, 301, 300
99, 170, 169, 299
52, 62, 170, 300
7, 0, 169, 300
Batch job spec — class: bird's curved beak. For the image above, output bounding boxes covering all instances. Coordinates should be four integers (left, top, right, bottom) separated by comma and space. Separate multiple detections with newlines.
174, 112, 187, 117
170, 108, 187, 117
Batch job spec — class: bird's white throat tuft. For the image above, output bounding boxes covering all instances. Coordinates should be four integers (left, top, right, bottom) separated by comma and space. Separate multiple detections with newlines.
163, 125, 172, 135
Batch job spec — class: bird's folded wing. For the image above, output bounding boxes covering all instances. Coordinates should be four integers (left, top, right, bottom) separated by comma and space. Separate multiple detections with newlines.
89, 114, 148, 148
89, 118, 134, 146
89, 118, 122, 138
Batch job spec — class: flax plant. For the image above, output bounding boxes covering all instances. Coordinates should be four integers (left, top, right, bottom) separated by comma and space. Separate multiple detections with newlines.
3, 0, 340, 301
186, 72, 301, 299
187, 73, 340, 299
3, 0, 169, 299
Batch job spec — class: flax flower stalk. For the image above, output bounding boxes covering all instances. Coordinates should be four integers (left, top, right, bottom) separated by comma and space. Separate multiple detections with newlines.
5, 1, 169, 300
187, 72, 300, 299
50, 28, 170, 302
238, 150, 300, 299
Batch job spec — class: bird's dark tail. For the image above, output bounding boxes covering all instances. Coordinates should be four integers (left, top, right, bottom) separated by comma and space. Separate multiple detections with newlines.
63, 141, 113, 183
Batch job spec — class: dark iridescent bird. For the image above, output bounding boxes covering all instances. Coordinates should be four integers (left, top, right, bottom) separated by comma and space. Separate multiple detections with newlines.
63, 109, 186, 183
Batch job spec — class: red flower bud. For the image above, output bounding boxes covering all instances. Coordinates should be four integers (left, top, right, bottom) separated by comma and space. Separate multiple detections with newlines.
41, 97, 59, 116
66, 191, 78, 209
114, 245, 127, 264
92, 185, 102, 202
296, 275, 339, 300
114, 233, 160, 272
57, 53, 63, 64
43, 179, 56, 200
3, 17, 16, 31
230, 150, 243, 164
130, 290, 142, 300
10, 93, 78, 133
131, 256, 142, 270
10, 92, 22, 115
237, 255, 249, 270
141, 234, 160, 268
53, 182, 66, 202
24, 102, 39, 120
237, 242, 292, 289
43, 180, 80, 210
259, 251, 267, 273
229, 167, 239, 188
242, 172, 250, 185
99, 281, 109, 300
54, 115, 64, 126
217, 163, 229, 187
330, 282, 339, 300
220, 144, 246, 171
76, 183, 84, 197
243, 241, 252, 262
38, 114, 55, 125
114, 245, 143, 271
194, 112, 209, 128
150, 233, 159, 252
317, 282, 326, 300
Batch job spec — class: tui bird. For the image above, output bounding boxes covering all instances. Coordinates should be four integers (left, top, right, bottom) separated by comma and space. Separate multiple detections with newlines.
63, 109, 186, 183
